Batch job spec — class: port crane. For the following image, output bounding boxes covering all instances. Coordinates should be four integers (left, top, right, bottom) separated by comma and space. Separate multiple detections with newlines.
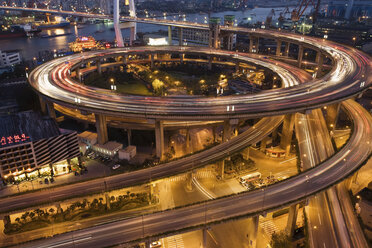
291, 0, 321, 22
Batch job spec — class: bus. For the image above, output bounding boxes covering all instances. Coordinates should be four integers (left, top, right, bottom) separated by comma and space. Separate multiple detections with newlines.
239, 172, 261, 184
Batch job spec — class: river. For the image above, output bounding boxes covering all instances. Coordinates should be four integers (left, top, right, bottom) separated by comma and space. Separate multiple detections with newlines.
0, 7, 290, 60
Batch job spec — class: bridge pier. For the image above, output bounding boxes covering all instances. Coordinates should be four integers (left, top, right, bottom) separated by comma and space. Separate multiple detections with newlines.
298, 45, 304, 68
39, 96, 47, 115
127, 129, 132, 146
97, 59, 102, 75
185, 128, 191, 154
130, 26, 135, 46
46, 101, 56, 120
168, 26, 172, 45
276, 40, 282, 56
325, 103, 341, 132
186, 171, 193, 191
95, 114, 108, 145
178, 27, 183, 46
202, 226, 208, 248
217, 160, 225, 179
284, 42, 290, 57
260, 136, 270, 152
249, 36, 259, 53
122, 54, 128, 65
242, 147, 250, 160
76, 67, 81, 82
150, 54, 155, 69
180, 53, 184, 64
315, 52, 324, 77
155, 120, 164, 160
249, 215, 259, 248
235, 61, 240, 73
280, 114, 295, 156
286, 203, 299, 237
223, 120, 231, 142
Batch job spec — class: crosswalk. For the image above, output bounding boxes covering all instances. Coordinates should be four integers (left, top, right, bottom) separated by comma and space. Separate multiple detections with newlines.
164, 235, 184, 248
167, 170, 215, 182
260, 219, 279, 237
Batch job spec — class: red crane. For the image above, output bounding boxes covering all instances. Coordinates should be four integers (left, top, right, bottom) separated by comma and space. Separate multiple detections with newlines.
291, 0, 321, 22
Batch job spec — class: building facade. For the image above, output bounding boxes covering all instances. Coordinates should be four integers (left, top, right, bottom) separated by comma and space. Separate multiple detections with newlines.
0, 50, 21, 68
0, 112, 80, 183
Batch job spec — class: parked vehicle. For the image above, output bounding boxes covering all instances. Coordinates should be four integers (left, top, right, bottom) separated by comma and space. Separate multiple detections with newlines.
112, 164, 121, 170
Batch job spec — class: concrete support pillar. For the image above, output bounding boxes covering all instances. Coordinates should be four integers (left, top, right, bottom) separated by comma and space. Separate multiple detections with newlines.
298, 45, 304, 68
83, 121, 89, 130
280, 114, 295, 156
150, 54, 155, 69
218, 160, 225, 179
286, 204, 299, 237
235, 61, 240, 73
272, 127, 278, 142
276, 40, 282, 56
122, 54, 128, 65
105, 193, 111, 209
242, 147, 250, 160
185, 128, 191, 154
315, 52, 324, 78
203, 227, 207, 248
127, 129, 132, 146
95, 114, 108, 145
46, 101, 56, 119
39, 96, 47, 115
186, 171, 193, 191
178, 27, 183, 46
223, 120, 231, 142
325, 103, 341, 132
212, 126, 217, 142
284, 42, 290, 56
249, 37, 253, 53
168, 26, 172, 45
180, 53, 184, 64
249, 215, 259, 248
155, 120, 164, 160
249, 36, 259, 53
149, 183, 155, 202
76, 67, 81, 82
129, 26, 135, 46
208, 56, 212, 70
97, 60, 102, 74
260, 136, 269, 152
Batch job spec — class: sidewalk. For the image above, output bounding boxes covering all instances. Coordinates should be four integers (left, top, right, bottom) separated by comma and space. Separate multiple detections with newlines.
0, 159, 112, 198
0, 204, 158, 247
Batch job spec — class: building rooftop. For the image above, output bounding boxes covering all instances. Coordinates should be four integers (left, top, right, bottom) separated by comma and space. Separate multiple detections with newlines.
0, 111, 60, 148
78, 131, 97, 140
94, 141, 123, 152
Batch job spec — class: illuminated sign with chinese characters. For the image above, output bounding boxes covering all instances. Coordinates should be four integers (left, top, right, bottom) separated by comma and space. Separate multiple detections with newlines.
0, 134, 30, 147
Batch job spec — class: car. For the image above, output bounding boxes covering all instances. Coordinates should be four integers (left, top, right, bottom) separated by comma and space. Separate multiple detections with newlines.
112, 164, 121, 170
149, 241, 161, 248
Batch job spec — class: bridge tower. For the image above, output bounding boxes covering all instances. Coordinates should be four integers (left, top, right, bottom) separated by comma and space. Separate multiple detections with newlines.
113, 0, 137, 47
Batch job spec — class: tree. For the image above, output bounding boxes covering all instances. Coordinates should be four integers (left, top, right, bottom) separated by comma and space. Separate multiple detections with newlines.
152, 79, 164, 95
48, 208, 55, 215
29, 212, 35, 220
270, 231, 292, 248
